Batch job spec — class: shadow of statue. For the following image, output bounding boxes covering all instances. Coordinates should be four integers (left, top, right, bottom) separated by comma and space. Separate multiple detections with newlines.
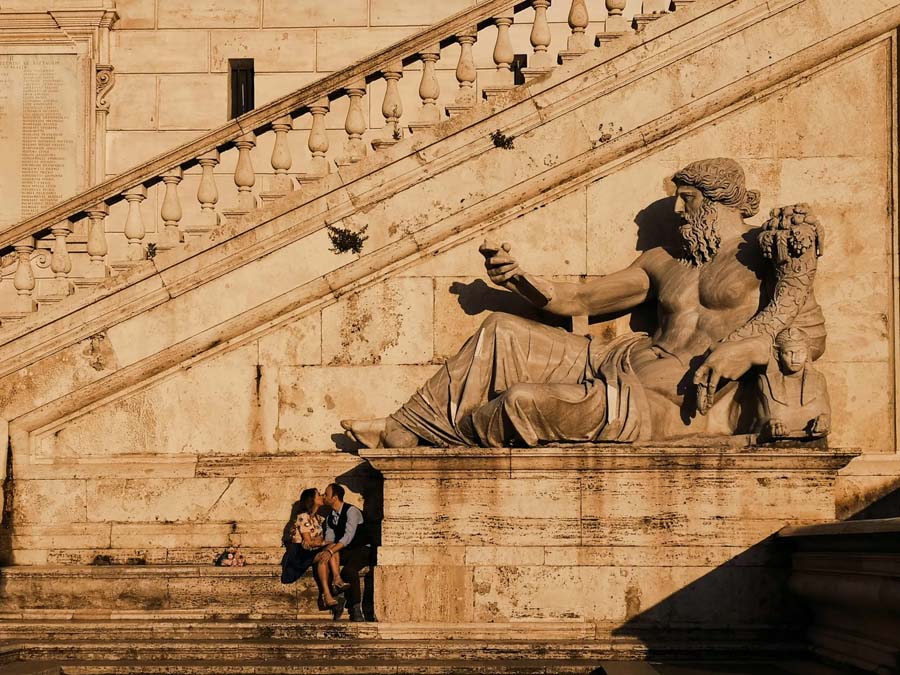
449, 279, 569, 328
635, 196, 682, 252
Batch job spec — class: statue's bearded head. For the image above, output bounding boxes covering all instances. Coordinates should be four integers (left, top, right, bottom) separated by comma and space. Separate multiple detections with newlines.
672, 158, 760, 265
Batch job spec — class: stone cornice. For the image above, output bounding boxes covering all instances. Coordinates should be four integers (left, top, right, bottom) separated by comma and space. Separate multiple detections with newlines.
361, 444, 858, 478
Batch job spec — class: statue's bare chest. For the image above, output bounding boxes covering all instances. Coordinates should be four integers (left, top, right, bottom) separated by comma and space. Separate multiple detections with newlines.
655, 254, 761, 316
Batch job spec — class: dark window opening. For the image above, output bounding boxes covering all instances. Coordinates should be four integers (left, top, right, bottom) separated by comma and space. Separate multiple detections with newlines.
512, 54, 528, 86
229, 58, 255, 118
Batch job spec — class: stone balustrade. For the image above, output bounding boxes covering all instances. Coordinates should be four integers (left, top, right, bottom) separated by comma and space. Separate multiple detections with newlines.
0, 0, 688, 327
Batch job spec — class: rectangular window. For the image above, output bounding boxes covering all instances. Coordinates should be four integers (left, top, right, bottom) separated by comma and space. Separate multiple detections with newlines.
229, 58, 255, 118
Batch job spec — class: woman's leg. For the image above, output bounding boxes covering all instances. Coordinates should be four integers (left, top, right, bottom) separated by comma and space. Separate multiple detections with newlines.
317, 557, 336, 606
329, 551, 348, 590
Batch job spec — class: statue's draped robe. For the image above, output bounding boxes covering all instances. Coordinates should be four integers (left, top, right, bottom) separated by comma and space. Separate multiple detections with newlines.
391, 313, 652, 447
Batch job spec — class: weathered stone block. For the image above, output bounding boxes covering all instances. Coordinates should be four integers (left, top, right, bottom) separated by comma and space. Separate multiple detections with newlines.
85, 478, 233, 523
322, 278, 434, 366
258, 311, 323, 367
315, 28, 418, 72
276, 365, 438, 448
375, 564, 474, 623
262, 0, 368, 27
158, 74, 230, 130
39, 345, 259, 460
106, 130, 199, 174
115, 0, 156, 29
370, 0, 473, 26
107, 75, 158, 131
158, 0, 260, 28
12, 480, 87, 525
111, 31, 209, 74
210, 30, 316, 73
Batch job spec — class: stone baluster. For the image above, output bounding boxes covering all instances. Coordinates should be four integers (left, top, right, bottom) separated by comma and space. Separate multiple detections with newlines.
408, 46, 441, 133
483, 11, 516, 102
113, 185, 148, 271
559, 0, 589, 64
234, 133, 257, 211
373, 62, 404, 149
188, 149, 220, 238
223, 132, 257, 221
50, 222, 73, 282
597, 0, 628, 45
635, 0, 668, 31
1, 237, 38, 319
296, 98, 330, 189
85, 204, 110, 283
267, 116, 294, 196
158, 168, 184, 249
335, 81, 367, 167
446, 28, 478, 117
40, 221, 75, 303
522, 0, 552, 79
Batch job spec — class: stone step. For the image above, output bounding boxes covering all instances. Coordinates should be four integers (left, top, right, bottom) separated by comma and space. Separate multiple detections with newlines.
7, 658, 605, 675
8, 639, 637, 663
0, 659, 865, 675
0, 663, 60, 675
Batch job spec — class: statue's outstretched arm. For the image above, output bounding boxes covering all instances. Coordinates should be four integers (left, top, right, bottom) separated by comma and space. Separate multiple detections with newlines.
481, 240, 651, 317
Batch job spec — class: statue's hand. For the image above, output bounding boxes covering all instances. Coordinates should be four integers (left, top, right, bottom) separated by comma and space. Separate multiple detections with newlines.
693, 336, 771, 415
480, 240, 521, 289
767, 419, 787, 438
810, 413, 830, 437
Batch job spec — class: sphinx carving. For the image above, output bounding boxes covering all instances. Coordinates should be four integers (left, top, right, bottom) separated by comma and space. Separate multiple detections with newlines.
342, 158, 828, 448
755, 327, 831, 441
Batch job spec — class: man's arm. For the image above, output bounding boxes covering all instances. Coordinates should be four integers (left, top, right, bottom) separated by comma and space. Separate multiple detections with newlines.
483, 243, 652, 317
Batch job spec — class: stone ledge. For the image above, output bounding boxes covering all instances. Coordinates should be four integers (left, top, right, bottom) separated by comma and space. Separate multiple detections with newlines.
362, 443, 857, 477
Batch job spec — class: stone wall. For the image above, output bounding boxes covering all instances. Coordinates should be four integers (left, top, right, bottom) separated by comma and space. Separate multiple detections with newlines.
7, 20, 897, 568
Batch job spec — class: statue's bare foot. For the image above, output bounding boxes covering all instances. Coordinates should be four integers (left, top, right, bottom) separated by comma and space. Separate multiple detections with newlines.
341, 418, 387, 448
340, 418, 420, 448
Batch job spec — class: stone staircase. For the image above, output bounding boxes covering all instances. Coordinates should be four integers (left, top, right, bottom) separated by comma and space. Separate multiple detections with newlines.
0, 619, 855, 674
0, 0, 691, 326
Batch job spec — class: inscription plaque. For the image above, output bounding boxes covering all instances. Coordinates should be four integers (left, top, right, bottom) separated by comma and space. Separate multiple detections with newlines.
0, 54, 81, 230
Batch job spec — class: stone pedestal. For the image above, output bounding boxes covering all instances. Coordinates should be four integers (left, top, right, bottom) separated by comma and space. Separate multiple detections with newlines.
363, 442, 854, 649
780, 518, 900, 674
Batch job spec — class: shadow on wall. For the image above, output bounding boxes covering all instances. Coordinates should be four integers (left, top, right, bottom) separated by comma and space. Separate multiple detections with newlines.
335, 461, 384, 621
844, 481, 900, 521
611, 536, 807, 658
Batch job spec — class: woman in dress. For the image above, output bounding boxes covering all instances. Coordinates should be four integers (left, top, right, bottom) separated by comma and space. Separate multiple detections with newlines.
283, 488, 348, 609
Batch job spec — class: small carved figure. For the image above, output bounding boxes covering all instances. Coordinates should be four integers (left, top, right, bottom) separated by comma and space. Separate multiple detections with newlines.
755, 327, 830, 440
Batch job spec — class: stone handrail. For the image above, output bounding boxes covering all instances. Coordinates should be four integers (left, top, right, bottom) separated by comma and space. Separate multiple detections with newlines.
0, 0, 689, 324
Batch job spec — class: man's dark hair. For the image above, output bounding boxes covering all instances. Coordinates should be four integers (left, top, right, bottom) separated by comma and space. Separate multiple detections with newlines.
328, 483, 345, 501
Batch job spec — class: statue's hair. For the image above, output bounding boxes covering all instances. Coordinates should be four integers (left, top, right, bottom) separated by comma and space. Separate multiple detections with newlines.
774, 327, 808, 349
673, 158, 760, 218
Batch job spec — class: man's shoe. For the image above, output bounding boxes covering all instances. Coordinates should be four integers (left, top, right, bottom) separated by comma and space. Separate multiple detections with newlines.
331, 596, 346, 621
349, 604, 365, 622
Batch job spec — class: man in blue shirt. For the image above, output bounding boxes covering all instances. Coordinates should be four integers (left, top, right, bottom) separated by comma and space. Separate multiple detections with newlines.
315, 483, 371, 621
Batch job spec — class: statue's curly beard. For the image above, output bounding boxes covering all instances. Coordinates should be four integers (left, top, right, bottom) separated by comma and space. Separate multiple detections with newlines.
679, 197, 721, 266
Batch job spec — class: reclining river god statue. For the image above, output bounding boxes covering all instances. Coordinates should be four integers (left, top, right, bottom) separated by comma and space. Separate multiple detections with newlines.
342, 158, 828, 448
